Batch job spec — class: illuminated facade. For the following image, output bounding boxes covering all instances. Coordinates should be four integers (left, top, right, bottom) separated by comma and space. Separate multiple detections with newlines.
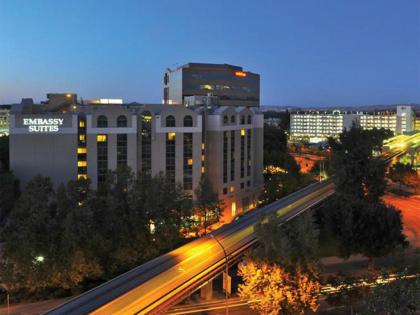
163, 63, 260, 107
0, 107, 9, 137
10, 93, 264, 220
290, 106, 416, 143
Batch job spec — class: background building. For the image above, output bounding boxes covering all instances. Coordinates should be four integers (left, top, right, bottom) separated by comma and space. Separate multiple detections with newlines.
163, 63, 260, 107
0, 106, 10, 137
290, 105, 416, 143
10, 93, 263, 221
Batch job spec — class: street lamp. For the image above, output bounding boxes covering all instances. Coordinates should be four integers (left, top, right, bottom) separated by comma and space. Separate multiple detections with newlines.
209, 233, 229, 315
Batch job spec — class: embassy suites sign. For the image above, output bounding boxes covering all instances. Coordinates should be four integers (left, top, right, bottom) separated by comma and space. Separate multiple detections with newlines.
22, 118, 64, 132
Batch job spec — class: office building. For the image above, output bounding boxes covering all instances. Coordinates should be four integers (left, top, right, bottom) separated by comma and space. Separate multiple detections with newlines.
10, 93, 263, 221
290, 105, 416, 143
163, 63, 260, 107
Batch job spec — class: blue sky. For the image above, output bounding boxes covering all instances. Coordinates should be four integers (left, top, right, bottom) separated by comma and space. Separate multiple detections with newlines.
0, 0, 419, 106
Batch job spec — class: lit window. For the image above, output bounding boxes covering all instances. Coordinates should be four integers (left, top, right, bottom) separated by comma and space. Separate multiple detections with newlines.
96, 134, 107, 142
79, 121, 85, 127
77, 174, 87, 180
201, 166, 205, 173
77, 147, 87, 154
167, 132, 176, 141
230, 186, 235, 193
78, 161, 87, 167
187, 158, 193, 166
234, 71, 247, 77
201, 143, 205, 150
241, 129, 246, 136
231, 201, 237, 217
79, 135, 85, 141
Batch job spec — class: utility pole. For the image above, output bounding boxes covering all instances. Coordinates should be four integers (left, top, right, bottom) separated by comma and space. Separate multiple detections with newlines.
210, 234, 229, 315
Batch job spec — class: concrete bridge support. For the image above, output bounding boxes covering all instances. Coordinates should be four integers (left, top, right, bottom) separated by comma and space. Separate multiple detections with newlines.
200, 280, 213, 300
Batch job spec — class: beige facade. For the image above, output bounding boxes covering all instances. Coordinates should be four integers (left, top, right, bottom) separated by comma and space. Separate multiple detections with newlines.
205, 106, 264, 220
9, 94, 264, 221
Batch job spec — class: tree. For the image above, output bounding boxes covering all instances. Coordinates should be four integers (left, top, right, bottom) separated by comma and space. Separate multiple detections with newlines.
253, 212, 319, 273
0, 176, 62, 291
0, 170, 19, 227
138, 172, 194, 252
389, 162, 417, 192
238, 260, 319, 315
405, 170, 420, 194
329, 126, 390, 202
359, 271, 420, 315
238, 212, 321, 314
319, 196, 407, 267
194, 174, 223, 235
0, 135, 9, 171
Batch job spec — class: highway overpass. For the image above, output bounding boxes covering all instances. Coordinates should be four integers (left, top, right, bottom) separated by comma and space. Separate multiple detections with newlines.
45, 132, 419, 315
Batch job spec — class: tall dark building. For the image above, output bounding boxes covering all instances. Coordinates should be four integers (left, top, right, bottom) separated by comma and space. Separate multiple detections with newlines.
163, 63, 260, 107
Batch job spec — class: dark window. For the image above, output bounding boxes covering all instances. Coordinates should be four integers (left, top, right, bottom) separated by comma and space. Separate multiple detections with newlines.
184, 115, 193, 127
117, 134, 127, 166
97, 115, 108, 128
231, 115, 236, 123
247, 115, 252, 124
183, 133, 193, 190
97, 136, 108, 184
223, 131, 228, 183
223, 187, 227, 195
166, 115, 176, 127
247, 180, 251, 187
247, 130, 252, 176
117, 115, 127, 127
166, 132, 176, 183
223, 115, 228, 124
240, 115, 245, 124
230, 130, 235, 181
163, 87, 169, 103
141, 111, 152, 175
241, 131, 245, 178
240, 182, 244, 189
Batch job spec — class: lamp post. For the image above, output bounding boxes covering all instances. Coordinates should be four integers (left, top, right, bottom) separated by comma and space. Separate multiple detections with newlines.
209, 233, 229, 315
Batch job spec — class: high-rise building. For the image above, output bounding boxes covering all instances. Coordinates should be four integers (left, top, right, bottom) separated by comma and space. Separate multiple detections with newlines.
163, 63, 260, 107
9, 93, 264, 222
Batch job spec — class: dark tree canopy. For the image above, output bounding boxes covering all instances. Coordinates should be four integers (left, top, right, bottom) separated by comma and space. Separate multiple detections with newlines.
329, 126, 390, 202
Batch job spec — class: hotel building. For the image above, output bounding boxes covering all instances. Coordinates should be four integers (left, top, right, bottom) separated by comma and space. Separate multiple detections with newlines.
290, 106, 416, 143
9, 93, 263, 220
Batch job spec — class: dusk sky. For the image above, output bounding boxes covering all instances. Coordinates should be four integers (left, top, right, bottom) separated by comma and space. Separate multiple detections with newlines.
0, 0, 419, 106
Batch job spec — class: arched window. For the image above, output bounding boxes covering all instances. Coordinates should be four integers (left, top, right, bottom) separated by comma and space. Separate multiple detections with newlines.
231, 115, 236, 123
166, 115, 176, 127
97, 115, 108, 128
117, 115, 127, 127
247, 115, 252, 124
223, 115, 228, 124
184, 115, 193, 127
